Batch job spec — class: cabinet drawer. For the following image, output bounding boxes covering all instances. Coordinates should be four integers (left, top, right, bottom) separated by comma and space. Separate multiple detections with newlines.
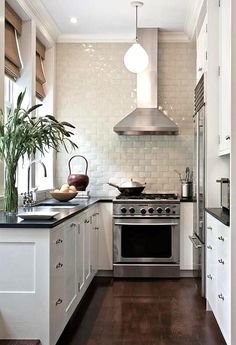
215, 288, 230, 344
217, 259, 230, 293
51, 229, 64, 258
206, 271, 216, 314
217, 229, 229, 259
206, 242, 216, 269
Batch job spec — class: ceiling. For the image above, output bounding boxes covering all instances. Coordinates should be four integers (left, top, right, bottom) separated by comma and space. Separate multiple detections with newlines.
38, 0, 199, 41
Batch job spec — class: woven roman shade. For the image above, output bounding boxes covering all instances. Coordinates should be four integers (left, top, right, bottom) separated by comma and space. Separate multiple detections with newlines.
5, 3, 22, 80
36, 39, 46, 100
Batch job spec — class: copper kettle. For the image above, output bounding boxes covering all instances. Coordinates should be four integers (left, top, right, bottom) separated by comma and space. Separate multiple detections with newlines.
67, 155, 89, 191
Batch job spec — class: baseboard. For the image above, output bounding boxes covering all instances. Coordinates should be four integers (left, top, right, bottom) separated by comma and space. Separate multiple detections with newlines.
96, 270, 113, 277
180, 270, 194, 278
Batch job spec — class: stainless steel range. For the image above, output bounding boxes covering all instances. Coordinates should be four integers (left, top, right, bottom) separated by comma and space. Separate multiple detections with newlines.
113, 193, 180, 278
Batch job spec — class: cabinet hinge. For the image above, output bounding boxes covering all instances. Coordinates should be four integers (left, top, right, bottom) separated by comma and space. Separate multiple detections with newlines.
218, 66, 221, 76
205, 24, 208, 33
205, 51, 208, 61
219, 0, 221, 7
78, 282, 80, 291
218, 134, 221, 145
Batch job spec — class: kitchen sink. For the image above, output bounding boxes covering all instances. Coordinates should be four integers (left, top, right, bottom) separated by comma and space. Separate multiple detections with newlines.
36, 205, 77, 209
37, 201, 80, 207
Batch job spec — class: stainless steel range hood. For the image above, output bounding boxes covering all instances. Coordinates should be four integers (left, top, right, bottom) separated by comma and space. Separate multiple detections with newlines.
114, 28, 179, 135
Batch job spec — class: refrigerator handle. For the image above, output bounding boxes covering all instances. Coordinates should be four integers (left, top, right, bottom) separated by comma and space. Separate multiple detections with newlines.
189, 235, 202, 249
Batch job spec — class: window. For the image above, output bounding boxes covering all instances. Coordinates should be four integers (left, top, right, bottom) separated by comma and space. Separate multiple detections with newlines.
5, 3, 23, 80
34, 98, 54, 191
4, 76, 28, 195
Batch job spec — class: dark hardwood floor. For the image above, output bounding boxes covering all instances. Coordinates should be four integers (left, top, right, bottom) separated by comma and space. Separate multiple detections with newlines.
57, 278, 226, 345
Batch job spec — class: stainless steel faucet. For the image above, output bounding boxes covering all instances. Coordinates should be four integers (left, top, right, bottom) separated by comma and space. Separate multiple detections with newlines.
24, 160, 47, 206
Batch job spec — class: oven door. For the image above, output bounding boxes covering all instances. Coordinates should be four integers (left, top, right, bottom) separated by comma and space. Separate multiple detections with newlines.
113, 218, 180, 264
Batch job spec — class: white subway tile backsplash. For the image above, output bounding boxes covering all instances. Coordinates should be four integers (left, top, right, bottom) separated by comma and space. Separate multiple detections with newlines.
55, 42, 195, 195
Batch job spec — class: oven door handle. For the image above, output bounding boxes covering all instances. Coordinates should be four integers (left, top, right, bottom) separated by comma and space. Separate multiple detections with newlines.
189, 235, 202, 249
114, 222, 179, 226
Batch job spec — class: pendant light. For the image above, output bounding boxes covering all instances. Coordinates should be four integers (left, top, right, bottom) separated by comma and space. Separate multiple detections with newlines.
124, 1, 149, 73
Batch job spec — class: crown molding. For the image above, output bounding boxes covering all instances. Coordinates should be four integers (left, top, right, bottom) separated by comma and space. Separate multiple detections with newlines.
158, 31, 191, 43
57, 32, 191, 44
57, 34, 134, 43
184, 0, 205, 40
14, 0, 61, 45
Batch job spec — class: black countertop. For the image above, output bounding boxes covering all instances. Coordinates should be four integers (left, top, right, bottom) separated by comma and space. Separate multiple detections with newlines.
205, 208, 230, 226
180, 197, 196, 202
0, 197, 112, 229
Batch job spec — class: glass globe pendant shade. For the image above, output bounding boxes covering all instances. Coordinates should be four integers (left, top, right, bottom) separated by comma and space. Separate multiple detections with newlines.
124, 42, 149, 73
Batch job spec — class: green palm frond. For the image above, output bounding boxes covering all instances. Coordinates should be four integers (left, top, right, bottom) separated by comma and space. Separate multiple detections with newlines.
0, 89, 78, 163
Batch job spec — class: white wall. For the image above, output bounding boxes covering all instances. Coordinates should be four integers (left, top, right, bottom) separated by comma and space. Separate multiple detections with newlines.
55, 42, 196, 196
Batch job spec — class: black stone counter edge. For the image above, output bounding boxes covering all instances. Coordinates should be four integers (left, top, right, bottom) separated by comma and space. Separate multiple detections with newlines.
180, 197, 196, 202
205, 208, 230, 226
0, 198, 113, 229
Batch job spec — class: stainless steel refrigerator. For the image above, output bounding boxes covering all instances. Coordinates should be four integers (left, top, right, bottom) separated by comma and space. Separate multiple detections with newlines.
189, 74, 205, 297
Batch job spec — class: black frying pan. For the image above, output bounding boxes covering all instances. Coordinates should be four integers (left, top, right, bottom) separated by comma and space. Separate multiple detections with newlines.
107, 182, 145, 196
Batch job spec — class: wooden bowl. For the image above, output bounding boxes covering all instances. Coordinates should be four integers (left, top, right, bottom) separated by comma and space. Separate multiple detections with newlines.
50, 191, 78, 202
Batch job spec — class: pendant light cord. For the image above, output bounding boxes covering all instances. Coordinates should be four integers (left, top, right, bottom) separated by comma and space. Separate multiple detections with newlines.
135, 5, 138, 42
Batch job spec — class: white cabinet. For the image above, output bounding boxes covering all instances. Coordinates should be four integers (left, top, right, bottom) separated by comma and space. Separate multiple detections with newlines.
63, 221, 79, 320
50, 227, 65, 345
91, 206, 99, 274
180, 203, 193, 270
218, 0, 231, 155
98, 202, 113, 270
0, 203, 101, 345
206, 213, 231, 344
196, 16, 207, 82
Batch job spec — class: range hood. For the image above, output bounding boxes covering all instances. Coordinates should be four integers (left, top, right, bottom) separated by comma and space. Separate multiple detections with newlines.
114, 28, 179, 135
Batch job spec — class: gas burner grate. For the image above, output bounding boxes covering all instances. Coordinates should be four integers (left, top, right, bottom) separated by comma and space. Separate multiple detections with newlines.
116, 193, 178, 200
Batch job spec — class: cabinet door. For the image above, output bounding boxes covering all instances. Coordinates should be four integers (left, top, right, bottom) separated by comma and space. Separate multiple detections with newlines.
64, 221, 78, 318
98, 202, 113, 270
180, 203, 193, 270
219, 0, 231, 155
91, 207, 99, 274
206, 214, 217, 313
50, 227, 65, 345
84, 214, 91, 281
77, 216, 85, 292
196, 16, 207, 82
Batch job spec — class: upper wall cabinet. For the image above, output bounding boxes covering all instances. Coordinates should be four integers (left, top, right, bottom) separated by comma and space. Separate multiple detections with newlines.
196, 16, 207, 83
218, 0, 231, 155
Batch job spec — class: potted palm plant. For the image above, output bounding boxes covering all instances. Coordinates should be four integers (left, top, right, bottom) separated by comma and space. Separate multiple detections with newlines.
0, 90, 78, 213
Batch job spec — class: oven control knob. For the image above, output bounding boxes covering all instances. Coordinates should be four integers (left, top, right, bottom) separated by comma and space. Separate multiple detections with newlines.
165, 207, 171, 214
148, 207, 154, 214
157, 207, 163, 214
121, 207, 127, 214
140, 208, 146, 215
129, 207, 135, 214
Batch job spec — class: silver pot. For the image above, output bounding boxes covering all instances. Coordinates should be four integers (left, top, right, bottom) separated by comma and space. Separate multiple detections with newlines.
181, 180, 193, 199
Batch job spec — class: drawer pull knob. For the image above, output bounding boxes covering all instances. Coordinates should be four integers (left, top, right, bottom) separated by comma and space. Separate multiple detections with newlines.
70, 223, 77, 228
225, 135, 230, 141
218, 293, 225, 301
218, 258, 225, 265
207, 226, 212, 231
56, 262, 63, 269
218, 236, 224, 241
95, 227, 99, 230
55, 239, 63, 244
84, 219, 90, 224
207, 245, 212, 250
56, 298, 63, 305
207, 274, 213, 280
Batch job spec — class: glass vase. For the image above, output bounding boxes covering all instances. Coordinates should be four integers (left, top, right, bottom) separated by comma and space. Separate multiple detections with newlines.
4, 164, 18, 214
